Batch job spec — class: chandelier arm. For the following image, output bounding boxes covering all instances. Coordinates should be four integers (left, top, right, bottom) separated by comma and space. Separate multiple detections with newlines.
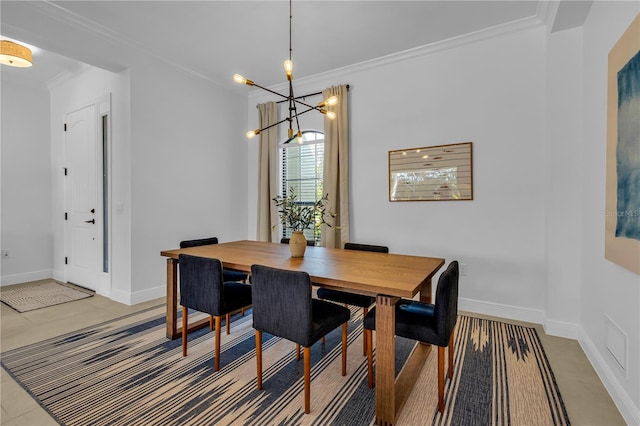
290, 80, 301, 135
292, 97, 327, 113
251, 82, 293, 102
256, 106, 317, 134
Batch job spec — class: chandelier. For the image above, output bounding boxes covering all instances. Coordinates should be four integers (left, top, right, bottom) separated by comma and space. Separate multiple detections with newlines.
233, 0, 337, 141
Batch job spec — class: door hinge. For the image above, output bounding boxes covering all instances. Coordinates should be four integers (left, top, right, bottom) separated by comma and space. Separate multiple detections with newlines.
64, 167, 68, 176
65, 212, 68, 220
64, 123, 67, 131
65, 257, 68, 265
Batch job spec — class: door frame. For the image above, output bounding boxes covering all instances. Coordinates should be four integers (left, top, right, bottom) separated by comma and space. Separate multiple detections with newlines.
63, 94, 112, 296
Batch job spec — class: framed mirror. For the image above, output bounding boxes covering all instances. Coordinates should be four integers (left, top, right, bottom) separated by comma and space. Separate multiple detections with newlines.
388, 142, 473, 202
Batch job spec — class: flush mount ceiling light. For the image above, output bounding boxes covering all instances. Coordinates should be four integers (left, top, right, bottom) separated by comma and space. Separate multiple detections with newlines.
0, 40, 33, 68
234, 0, 337, 141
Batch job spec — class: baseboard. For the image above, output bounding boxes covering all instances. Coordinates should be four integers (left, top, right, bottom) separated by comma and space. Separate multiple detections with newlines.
458, 297, 546, 325
109, 285, 165, 306
543, 318, 581, 340
579, 329, 640, 425
0, 269, 53, 286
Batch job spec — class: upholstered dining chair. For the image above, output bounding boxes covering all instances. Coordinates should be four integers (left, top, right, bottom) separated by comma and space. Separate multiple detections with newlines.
179, 254, 252, 371
363, 260, 459, 412
179, 237, 249, 283
316, 242, 389, 354
250, 264, 350, 414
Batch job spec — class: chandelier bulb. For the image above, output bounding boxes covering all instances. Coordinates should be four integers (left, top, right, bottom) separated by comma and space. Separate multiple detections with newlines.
317, 96, 338, 108
246, 129, 261, 139
288, 128, 293, 138
320, 109, 337, 120
233, 74, 254, 86
283, 60, 293, 80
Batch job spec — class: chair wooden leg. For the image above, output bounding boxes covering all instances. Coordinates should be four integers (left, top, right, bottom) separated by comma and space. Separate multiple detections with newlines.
342, 322, 347, 376
182, 307, 188, 357
448, 330, 455, 379
214, 316, 222, 371
226, 313, 231, 335
296, 344, 301, 361
256, 330, 263, 390
321, 336, 325, 345
362, 307, 368, 356
241, 307, 245, 316
304, 347, 311, 414
209, 315, 214, 331
438, 346, 445, 413
365, 329, 374, 389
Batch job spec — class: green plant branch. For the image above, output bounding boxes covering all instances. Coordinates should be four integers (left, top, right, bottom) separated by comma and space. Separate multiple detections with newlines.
273, 187, 335, 231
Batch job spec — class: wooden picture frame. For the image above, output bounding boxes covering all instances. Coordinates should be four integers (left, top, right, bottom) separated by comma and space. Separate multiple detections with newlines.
388, 142, 473, 202
605, 14, 640, 275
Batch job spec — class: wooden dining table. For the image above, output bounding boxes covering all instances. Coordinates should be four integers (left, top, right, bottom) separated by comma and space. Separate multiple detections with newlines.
160, 240, 444, 425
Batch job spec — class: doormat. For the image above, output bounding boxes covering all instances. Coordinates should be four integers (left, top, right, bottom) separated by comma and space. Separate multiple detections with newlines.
0, 281, 93, 313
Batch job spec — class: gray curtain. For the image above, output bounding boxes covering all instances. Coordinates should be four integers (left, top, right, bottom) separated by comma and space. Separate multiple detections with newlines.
256, 101, 280, 242
321, 85, 350, 249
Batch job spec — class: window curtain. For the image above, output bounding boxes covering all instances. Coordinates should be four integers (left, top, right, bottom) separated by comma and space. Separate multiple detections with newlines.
321, 85, 350, 249
256, 101, 280, 242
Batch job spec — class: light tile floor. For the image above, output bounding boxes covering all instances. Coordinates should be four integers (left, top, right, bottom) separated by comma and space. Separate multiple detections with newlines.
0, 280, 626, 425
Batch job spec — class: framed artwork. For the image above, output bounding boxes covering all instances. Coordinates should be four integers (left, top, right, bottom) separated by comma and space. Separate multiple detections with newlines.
605, 14, 640, 275
388, 142, 473, 202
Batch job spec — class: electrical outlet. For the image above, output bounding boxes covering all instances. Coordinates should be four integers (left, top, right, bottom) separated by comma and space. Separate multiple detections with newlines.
1, 250, 9, 258
459, 263, 468, 276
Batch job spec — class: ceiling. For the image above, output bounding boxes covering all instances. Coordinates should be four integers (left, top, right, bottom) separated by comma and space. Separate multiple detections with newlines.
1, 1, 592, 90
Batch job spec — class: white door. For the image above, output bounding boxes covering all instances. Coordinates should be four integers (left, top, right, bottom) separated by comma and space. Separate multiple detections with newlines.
64, 104, 99, 290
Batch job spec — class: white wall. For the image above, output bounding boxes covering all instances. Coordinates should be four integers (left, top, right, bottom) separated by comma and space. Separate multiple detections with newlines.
248, 24, 549, 322
580, 3, 640, 423
128, 58, 248, 302
1, 77, 52, 285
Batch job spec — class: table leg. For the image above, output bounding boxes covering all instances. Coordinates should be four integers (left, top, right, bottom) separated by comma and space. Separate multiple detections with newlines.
419, 278, 433, 304
166, 258, 178, 339
375, 294, 399, 425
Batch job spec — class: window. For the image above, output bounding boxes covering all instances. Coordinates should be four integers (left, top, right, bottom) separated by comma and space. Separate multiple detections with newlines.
280, 130, 324, 243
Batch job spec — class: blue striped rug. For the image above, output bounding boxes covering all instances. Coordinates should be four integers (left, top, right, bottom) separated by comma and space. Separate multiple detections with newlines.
1, 306, 569, 425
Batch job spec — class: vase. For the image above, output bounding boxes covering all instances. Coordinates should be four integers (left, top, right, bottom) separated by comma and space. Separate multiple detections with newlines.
289, 231, 307, 257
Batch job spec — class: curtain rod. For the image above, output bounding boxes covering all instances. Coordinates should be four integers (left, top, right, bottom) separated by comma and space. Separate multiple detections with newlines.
254, 85, 350, 106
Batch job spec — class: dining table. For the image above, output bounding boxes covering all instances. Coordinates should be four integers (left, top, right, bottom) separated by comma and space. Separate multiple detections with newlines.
160, 240, 444, 425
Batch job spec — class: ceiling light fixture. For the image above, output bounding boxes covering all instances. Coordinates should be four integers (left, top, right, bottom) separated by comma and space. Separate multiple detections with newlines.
0, 40, 33, 68
233, 0, 337, 141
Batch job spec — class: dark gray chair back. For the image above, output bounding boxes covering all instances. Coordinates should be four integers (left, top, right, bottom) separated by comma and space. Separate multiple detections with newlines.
180, 237, 218, 248
344, 242, 388, 253
251, 264, 313, 346
281, 237, 316, 246
434, 260, 459, 344
179, 254, 224, 316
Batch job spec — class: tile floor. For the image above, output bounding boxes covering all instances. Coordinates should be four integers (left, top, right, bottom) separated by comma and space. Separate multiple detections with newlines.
0, 280, 626, 425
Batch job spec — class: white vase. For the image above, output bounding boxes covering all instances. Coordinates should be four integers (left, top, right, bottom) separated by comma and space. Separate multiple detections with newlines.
289, 231, 307, 257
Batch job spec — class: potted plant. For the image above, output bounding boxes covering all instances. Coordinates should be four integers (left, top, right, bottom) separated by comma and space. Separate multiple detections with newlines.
273, 187, 334, 257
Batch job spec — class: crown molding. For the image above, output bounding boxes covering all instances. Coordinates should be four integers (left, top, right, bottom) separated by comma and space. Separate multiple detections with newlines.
249, 13, 544, 102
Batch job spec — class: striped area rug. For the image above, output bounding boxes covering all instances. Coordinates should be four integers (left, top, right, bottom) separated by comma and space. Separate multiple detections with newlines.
0, 306, 569, 425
